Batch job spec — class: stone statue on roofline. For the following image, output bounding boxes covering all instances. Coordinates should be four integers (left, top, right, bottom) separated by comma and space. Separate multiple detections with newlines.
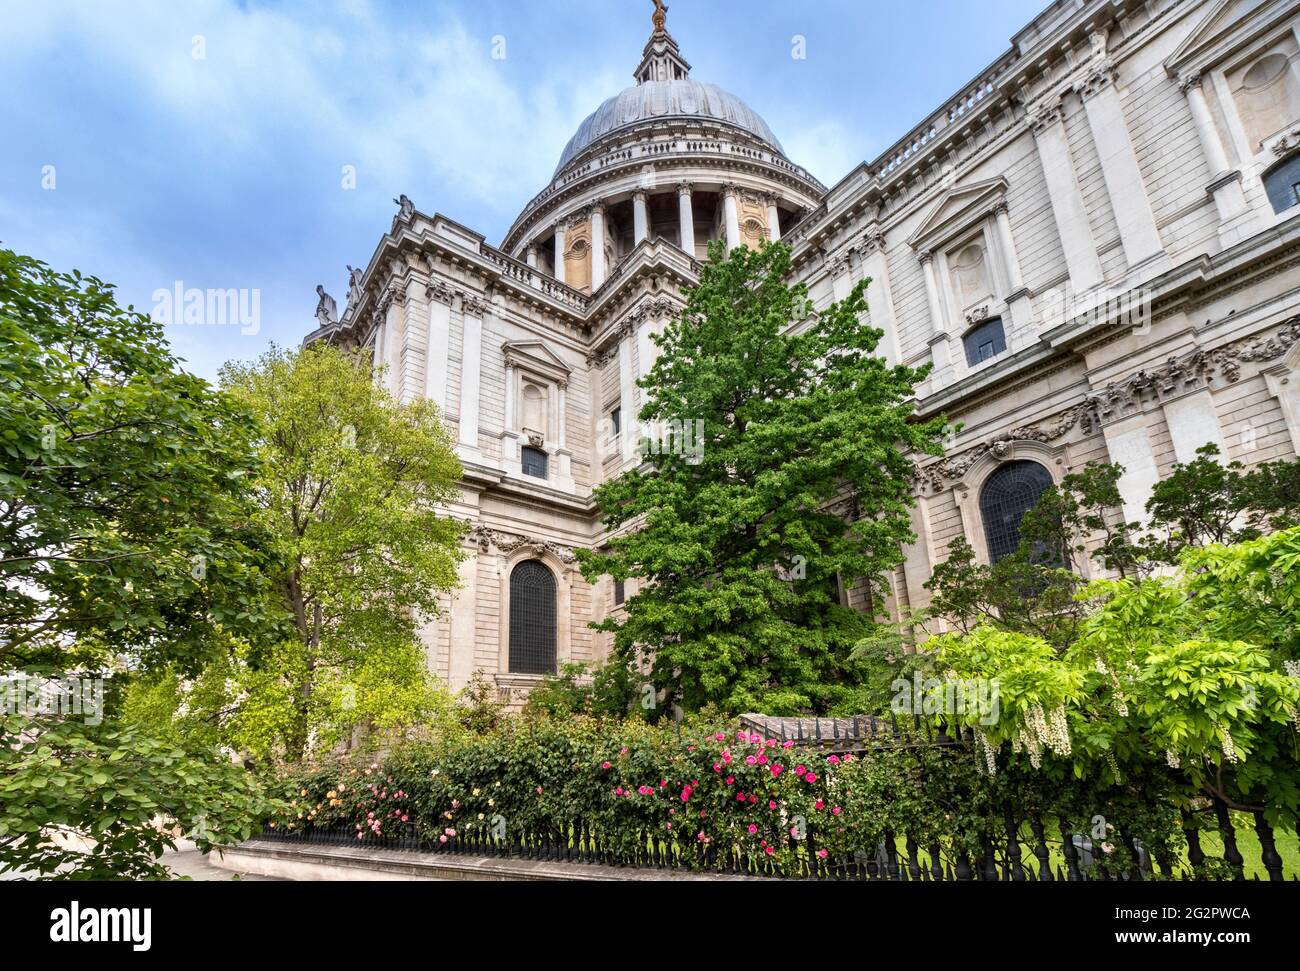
346, 264, 364, 308
393, 194, 415, 221
314, 285, 338, 329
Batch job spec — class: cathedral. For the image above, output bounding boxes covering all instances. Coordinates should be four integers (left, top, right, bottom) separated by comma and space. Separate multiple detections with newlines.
306, 0, 1300, 705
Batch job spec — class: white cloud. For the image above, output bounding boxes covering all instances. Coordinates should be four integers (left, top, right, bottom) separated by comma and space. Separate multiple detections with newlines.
0, 0, 618, 224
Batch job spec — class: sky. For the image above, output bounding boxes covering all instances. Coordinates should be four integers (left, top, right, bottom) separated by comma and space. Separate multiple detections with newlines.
1, 0, 1047, 382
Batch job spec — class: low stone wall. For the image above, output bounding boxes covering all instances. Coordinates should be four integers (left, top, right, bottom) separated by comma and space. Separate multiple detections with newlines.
213, 840, 759, 882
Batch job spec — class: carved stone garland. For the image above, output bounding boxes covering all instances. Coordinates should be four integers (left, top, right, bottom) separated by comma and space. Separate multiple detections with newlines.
916, 316, 1300, 493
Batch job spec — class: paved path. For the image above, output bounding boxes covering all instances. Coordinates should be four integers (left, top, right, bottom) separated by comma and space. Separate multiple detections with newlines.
162, 840, 282, 880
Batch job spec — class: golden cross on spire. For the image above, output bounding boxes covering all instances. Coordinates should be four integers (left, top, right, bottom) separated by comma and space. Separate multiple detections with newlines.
652, 0, 668, 32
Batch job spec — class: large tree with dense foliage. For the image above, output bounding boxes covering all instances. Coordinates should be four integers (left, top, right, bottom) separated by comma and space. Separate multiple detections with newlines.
0, 247, 284, 878
931, 527, 1300, 827
141, 344, 467, 762
0, 247, 283, 673
578, 241, 946, 715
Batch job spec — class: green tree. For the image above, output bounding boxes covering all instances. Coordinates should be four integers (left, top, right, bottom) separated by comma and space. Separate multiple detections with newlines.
187, 344, 468, 761
0, 714, 274, 880
1144, 443, 1300, 562
578, 241, 945, 715
0, 248, 285, 877
0, 247, 283, 673
930, 527, 1300, 827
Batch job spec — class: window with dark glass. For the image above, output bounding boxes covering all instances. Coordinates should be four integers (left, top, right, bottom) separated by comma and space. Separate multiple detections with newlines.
508, 561, 556, 675
613, 578, 625, 606
521, 446, 548, 478
1263, 154, 1300, 215
610, 406, 622, 437
963, 317, 1006, 367
979, 461, 1054, 563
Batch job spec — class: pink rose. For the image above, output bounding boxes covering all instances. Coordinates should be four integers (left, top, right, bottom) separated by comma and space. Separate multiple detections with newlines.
804, 772, 817, 783
748, 824, 758, 834
602, 761, 611, 770
817, 849, 829, 859
832, 806, 841, 816
769, 800, 778, 810
745, 755, 757, 766
770, 765, 783, 777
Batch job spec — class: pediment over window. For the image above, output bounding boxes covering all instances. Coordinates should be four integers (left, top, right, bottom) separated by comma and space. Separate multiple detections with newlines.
1166, 0, 1290, 75
502, 340, 572, 385
907, 177, 1009, 254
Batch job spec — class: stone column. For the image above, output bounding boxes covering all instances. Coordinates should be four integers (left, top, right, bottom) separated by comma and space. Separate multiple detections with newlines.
919, 251, 947, 338
425, 283, 453, 412
1162, 389, 1227, 465
458, 294, 484, 458
590, 203, 607, 290
857, 230, 900, 365
371, 316, 384, 374
1181, 73, 1252, 232
618, 328, 637, 462
993, 202, 1025, 295
1183, 75, 1230, 176
829, 251, 853, 303
502, 360, 517, 461
555, 379, 573, 486
553, 222, 567, 285
399, 275, 430, 405
1264, 360, 1300, 455
766, 195, 782, 242
677, 183, 696, 256
525, 245, 538, 269
446, 548, 478, 691
919, 251, 952, 378
1076, 64, 1164, 269
993, 201, 1034, 337
1100, 415, 1160, 525
556, 381, 568, 449
722, 185, 741, 251
632, 191, 649, 245
1030, 101, 1104, 294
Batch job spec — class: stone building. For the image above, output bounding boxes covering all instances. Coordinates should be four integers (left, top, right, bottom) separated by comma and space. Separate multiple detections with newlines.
307, 0, 1300, 704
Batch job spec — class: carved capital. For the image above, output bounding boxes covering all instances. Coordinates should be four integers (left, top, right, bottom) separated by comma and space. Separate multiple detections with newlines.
1029, 100, 1064, 134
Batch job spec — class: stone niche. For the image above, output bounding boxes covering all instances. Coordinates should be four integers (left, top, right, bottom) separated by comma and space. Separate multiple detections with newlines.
738, 195, 770, 250
564, 217, 593, 292
1229, 42, 1300, 150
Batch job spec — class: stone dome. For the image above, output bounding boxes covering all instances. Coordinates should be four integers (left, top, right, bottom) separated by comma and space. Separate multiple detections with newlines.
554, 78, 786, 176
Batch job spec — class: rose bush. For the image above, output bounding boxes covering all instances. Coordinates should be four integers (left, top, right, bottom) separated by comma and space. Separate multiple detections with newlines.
261, 713, 1264, 878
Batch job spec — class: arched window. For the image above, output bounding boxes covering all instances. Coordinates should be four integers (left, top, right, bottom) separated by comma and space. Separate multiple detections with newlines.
979, 461, 1054, 563
1263, 153, 1300, 215
509, 561, 557, 674
963, 317, 1006, 366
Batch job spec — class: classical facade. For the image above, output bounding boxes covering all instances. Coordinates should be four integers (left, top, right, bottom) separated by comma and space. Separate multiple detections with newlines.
307, 0, 1300, 704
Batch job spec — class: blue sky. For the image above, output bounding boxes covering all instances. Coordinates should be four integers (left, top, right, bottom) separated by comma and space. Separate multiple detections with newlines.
1, 0, 1046, 381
